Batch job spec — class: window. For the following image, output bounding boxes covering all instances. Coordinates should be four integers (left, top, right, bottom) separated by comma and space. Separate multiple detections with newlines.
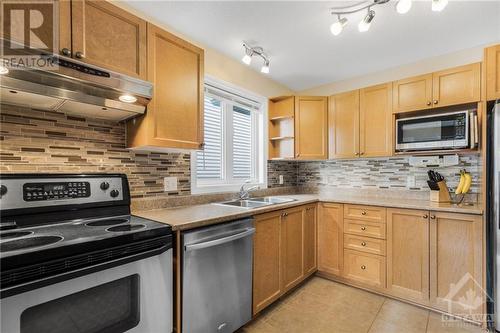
192, 78, 266, 194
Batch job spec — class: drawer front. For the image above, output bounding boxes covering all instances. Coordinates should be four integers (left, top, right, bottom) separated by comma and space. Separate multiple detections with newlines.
344, 204, 386, 223
344, 234, 386, 256
344, 219, 386, 239
343, 249, 386, 288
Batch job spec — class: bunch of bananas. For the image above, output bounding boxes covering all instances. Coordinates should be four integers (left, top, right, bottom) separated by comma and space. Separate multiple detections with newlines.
455, 169, 472, 195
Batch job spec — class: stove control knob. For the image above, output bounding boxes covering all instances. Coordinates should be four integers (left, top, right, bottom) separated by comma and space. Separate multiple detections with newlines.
110, 189, 119, 198
100, 182, 110, 190
0, 185, 7, 197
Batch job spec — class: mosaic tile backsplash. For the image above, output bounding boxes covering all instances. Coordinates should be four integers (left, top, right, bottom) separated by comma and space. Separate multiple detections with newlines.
0, 105, 191, 199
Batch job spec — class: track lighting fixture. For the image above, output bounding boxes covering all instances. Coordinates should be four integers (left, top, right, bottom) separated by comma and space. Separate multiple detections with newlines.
329, 0, 448, 36
330, 15, 348, 36
241, 43, 270, 75
358, 9, 375, 32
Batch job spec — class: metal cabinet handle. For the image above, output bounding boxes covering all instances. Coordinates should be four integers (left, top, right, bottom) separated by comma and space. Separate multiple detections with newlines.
433, 100, 438, 105
361, 211, 367, 215
361, 226, 366, 231
426, 101, 432, 106
360, 152, 365, 156
361, 265, 366, 270
75, 51, 84, 59
430, 215, 436, 220
423, 214, 428, 219
61, 48, 71, 56
361, 242, 366, 246
185, 228, 255, 251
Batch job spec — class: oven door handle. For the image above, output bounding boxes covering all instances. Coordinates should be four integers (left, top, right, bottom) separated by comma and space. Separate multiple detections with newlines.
184, 228, 255, 252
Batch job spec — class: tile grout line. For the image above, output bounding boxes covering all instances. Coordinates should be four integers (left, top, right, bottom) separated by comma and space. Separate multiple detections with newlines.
425, 310, 431, 333
366, 297, 387, 333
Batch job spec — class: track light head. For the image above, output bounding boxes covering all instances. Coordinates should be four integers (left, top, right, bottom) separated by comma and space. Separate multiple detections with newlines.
358, 9, 375, 32
396, 0, 412, 14
261, 61, 270, 74
330, 16, 348, 36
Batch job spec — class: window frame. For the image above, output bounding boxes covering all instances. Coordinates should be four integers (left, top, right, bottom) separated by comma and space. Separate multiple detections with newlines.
191, 76, 268, 194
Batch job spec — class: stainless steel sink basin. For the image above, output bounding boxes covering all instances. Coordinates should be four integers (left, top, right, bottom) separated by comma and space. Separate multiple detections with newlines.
247, 197, 297, 204
213, 197, 297, 209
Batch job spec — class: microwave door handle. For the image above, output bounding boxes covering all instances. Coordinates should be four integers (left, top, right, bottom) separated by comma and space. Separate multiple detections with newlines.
184, 228, 255, 252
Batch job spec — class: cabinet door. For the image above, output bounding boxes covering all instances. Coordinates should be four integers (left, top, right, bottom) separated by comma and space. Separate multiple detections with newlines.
71, 0, 147, 79
359, 83, 393, 158
387, 209, 429, 302
328, 90, 360, 159
128, 24, 204, 150
253, 211, 282, 315
303, 205, 317, 276
281, 207, 304, 292
429, 212, 484, 317
343, 249, 386, 288
295, 96, 328, 160
432, 63, 481, 108
486, 45, 500, 101
392, 74, 433, 113
318, 203, 343, 276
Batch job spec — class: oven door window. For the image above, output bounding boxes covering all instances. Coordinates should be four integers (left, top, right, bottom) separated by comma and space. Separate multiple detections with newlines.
20, 275, 140, 333
398, 113, 466, 144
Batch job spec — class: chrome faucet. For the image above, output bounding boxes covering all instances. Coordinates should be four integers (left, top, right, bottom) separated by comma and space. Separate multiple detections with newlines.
239, 180, 259, 200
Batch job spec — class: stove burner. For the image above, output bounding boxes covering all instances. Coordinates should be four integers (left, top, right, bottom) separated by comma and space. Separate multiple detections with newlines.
1, 236, 63, 252
107, 224, 145, 232
86, 219, 129, 227
0, 231, 33, 240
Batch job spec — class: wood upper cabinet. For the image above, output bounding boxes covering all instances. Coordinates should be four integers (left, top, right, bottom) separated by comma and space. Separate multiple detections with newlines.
295, 96, 328, 160
70, 0, 147, 79
359, 83, 393, 157
328, 90, 360, 159
253, 211, 282, 315
303, 204, 317, 276
318, 203, 343, 276
393, 64, 481, 113
432, 63, 481, 108
392, 74, 433, 113
387, 208, 429, 302
485, 44, 500, 101
429, 212, 484, 317
281, 207, 305, 292
127, 23, 204, 150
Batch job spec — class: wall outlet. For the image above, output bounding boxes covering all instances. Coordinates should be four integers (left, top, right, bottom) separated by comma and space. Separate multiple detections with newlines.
279, 175, 284, 185
407, 175, 416, 188
164, 177, 177, 192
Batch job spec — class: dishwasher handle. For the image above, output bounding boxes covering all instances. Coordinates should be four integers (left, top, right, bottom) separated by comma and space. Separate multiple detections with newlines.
184, 228, 255, 252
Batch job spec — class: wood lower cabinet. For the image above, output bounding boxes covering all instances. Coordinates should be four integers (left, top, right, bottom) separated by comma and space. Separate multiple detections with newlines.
253, 211, 282, 315
318, 203, 343, 276
303, 205, 317, 276
281, 207, 305, 292
432, 63, 481, 108
328, 90, 360, 159
359, 83, 393, 157
387, 208, 429, 302
295, 96, 328, 160
429, 212, 484, 317
127, 23, 204, 150
486, 44, 500, 101
343, 249, 386, 288
71, 0, 147, 79
393, 74, 433, 113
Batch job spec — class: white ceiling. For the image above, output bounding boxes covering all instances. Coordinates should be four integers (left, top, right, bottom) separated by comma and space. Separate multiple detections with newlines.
124, 1, 500, 91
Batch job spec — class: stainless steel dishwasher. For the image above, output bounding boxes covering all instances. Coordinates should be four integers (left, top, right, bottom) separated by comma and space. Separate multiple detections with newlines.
182, 218, 255, 333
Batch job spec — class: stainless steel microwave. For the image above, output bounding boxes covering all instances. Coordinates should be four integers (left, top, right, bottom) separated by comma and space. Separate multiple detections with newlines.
395, 110, 476, 152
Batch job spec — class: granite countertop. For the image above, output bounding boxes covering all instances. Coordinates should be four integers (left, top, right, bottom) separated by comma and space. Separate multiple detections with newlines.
133, 194, 483, 231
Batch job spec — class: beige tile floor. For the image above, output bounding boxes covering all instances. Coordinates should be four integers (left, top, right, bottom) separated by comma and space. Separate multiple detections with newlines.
238, 277, 488, 333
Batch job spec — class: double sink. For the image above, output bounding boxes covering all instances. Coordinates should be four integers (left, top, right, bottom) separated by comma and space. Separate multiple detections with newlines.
214, 196, 297, 209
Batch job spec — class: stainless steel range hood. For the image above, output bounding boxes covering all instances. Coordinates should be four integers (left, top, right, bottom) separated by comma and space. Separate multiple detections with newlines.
0, 52, 153, 122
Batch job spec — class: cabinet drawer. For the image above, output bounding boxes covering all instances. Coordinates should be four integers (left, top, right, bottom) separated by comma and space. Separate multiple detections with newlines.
344, 205, 386, 223
344, 234, 386, 256
344, 219, 386, 239
343, 249, 386, 288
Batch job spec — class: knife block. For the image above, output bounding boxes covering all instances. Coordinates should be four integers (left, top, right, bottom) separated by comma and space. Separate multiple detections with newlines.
430, 181, 452, 203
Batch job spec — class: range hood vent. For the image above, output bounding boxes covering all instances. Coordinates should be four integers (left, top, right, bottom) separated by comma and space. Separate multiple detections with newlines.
1, 52, 153, 122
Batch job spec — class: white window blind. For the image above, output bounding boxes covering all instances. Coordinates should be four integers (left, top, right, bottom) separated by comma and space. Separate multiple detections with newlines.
232, 106, 252, 179
196, 97, 223, 179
